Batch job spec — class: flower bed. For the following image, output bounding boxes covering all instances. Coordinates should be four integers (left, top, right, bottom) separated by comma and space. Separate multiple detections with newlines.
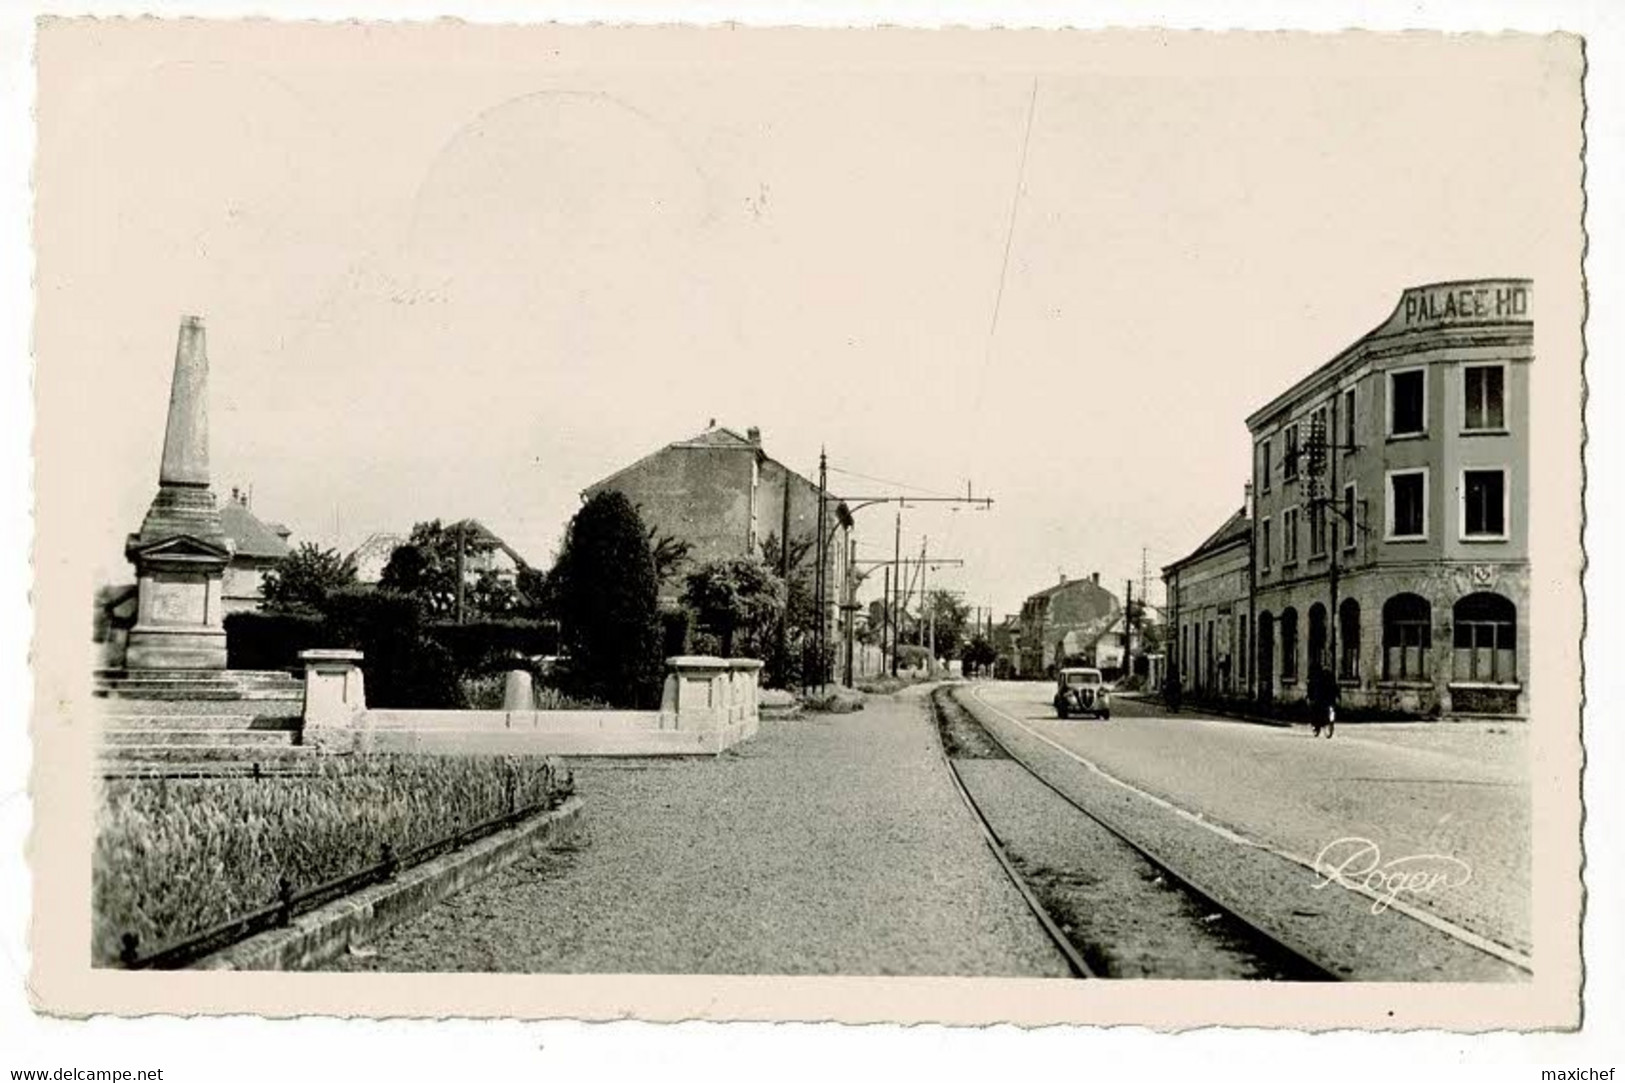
93, 754, 574, 967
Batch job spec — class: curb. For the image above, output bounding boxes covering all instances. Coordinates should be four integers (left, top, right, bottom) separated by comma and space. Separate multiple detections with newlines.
1125, 694, 1293, 729
196, 795, 585, 971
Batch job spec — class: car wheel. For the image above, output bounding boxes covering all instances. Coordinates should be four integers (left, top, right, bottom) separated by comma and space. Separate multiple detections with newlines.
1100, 710, 1111, 721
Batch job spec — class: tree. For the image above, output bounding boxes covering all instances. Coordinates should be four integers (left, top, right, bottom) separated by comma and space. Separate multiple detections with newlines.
758, 531, 819, 686
962, 634, 998, 675
548, 492, 663, 707
923, 589, 970, 660
683, 557, 786, 659
378, 519, 508, 619
261, 542, 358, 612
648, 529, 693, 590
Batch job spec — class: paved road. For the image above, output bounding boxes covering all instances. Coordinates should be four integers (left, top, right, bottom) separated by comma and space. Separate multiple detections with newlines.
970, 681, 1530, 953
328, 689, 1072, 976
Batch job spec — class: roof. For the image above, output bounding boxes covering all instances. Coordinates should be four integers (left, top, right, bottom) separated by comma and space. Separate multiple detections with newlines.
458, 519, 532, 570
348, 522, 532, 573
219, 500, 292, 561
579, 422, 823, 500
1163, 507, 1250, 575
1024, 576, 1113, 605
671, 426, 757, 450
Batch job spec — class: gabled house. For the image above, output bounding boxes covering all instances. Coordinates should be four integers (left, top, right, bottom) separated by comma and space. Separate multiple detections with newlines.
219, 487, 293, 613
582, 421, 841, 611
1016, 572, 1123, 678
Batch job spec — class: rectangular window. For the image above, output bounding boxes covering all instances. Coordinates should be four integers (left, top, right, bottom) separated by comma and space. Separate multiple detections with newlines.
1283, 506, 1300, 563
1260, 517, 1272, 571
1463, 469, 1508, 538
1309, 502, 1327, 557
1387, 470, 1428, 540
1464, 365, 1506, 431
1390, 369, 1426, 436
1259, 440, 1272, 493
1342, 387, 1356, 450
1284, 424, 1300, 481
1342, 483, 1357, 551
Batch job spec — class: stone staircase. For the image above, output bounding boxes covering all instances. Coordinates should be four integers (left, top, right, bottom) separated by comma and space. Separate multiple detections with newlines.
95, 669, 313, 778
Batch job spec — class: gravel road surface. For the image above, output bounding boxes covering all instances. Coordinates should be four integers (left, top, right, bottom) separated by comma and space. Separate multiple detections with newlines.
327, 689, 1072, 976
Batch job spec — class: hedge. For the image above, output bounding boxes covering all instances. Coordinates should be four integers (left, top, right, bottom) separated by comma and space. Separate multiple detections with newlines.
223, 610, 326, 672
226, 594, 565, 709
429, 618, 560, 676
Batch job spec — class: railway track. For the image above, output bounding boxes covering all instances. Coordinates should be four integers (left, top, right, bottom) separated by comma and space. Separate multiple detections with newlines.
929, 684, 1341, 981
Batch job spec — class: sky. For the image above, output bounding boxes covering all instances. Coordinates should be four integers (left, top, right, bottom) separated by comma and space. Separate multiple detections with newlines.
33, 22, 1580, 620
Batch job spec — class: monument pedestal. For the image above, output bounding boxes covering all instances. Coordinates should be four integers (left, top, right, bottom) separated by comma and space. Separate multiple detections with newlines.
124, 538, 231, 671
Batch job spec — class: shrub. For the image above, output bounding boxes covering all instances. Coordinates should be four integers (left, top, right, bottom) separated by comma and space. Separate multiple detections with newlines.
660, 609, 692, 658
459, 673, 509, 710
896, 644, 931, 670
92, 754, 575, 967
321, 587, 463, 709
428, 618, 559, 676
549, 492, 663, 708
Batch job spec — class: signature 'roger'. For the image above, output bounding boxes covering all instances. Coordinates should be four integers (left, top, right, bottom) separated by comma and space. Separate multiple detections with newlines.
1311, 837, 1473, 915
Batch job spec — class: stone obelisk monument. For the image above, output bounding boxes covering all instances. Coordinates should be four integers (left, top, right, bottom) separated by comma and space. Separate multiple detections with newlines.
123, 316, 232, 670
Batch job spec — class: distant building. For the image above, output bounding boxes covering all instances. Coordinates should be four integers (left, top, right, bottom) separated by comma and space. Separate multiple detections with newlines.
1016, 573, 1123, 678
349, 521, 530, 586
1163, 506, 1252, 699
582, 422, 844, 614
219, 487, 292, 614
350, 531, 408, 584
990, 614, 1021, 678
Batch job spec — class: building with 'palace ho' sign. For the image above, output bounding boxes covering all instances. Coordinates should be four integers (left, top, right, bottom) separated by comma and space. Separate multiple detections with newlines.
1165, 278, 1531, 719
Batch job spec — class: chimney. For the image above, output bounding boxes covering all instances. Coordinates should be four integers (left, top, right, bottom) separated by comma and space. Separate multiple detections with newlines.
747, 425, 761, 446
1059, 572, 1067, 585
1091, 572, 1100, 586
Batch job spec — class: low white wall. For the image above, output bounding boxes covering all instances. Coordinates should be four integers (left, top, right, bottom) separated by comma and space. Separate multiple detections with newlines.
300, 652, 762, 757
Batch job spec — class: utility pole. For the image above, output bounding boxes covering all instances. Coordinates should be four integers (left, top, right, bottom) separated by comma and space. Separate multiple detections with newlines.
1125, 579, 1134, 677
844, 535, 857, 687
882, 564, 892, 679
815, 448, 829, 690
1326, 405, 1341, 688
891, 511, 902, 677
918, 537, 929, 648
1246, 481, 1258, 701
779, 470, 791, 683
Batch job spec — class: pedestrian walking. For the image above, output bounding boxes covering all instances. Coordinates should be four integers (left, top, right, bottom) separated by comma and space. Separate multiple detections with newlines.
1308, 665, 1337, 738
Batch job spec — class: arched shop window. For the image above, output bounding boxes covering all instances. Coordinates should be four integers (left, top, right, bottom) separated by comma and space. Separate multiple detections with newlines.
1280, 607, 1299, 682
1339, 598, 1361, 680
1308, 603, 1328, 677
1453, 592, 1517, 683
1257, 611, 1275, 698
1382, 593, 1432, 680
